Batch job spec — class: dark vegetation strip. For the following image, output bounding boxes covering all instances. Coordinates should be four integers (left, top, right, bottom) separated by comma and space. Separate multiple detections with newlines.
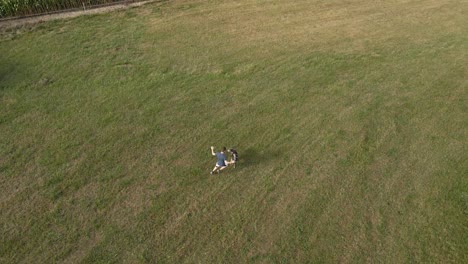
0, 0, 146, 19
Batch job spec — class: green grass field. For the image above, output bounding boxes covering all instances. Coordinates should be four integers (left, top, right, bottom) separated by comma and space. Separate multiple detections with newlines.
1, 0, 467, 262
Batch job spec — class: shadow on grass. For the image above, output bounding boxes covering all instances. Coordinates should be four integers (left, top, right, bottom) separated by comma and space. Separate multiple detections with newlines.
0, 55, 20, 91
239, 147, 282, 169
0, 60, 8, 90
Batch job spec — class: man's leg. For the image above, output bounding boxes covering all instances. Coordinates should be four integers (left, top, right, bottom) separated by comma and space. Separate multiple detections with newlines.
219, 165, 228, 172
211, 166, 219, 174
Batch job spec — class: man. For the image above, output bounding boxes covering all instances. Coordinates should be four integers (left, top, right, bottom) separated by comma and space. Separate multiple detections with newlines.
228, 148, 238, 168
210, 146, 228, 174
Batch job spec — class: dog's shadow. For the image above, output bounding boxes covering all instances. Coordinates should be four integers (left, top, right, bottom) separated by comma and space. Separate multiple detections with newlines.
239, 147, 281, 168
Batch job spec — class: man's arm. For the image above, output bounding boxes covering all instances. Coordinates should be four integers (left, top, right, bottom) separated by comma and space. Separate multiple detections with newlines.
211, 146, 216, 156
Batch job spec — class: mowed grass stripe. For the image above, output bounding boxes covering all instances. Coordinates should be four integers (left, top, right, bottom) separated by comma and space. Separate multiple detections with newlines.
1, 0, 467, 262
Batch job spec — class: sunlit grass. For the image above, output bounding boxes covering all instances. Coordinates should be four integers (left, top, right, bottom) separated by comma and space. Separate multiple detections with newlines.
1, 0, 467, 262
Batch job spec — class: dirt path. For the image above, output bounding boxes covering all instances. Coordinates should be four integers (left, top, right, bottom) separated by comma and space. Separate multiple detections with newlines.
0, 0, 159, 30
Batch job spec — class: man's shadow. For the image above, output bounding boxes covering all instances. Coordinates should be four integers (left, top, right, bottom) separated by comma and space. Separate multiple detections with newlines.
239, 147, 281, 168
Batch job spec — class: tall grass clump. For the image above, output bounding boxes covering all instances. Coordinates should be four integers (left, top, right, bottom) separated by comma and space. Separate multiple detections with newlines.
0, 0, 139, 18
